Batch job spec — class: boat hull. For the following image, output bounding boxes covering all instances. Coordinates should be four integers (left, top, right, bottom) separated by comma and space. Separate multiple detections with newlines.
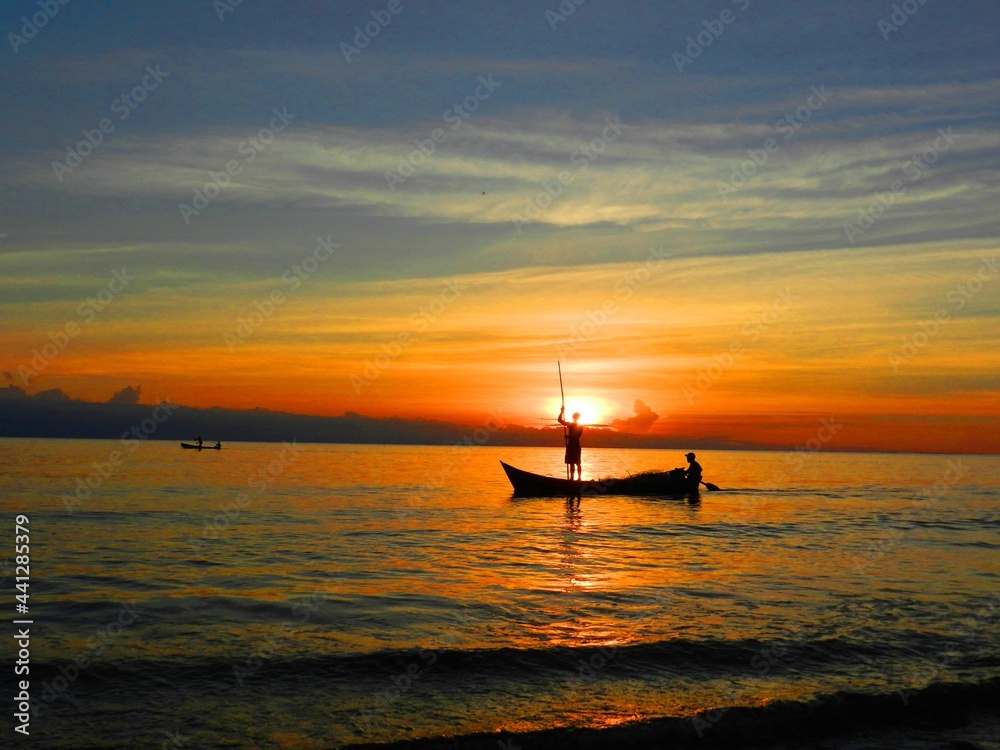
180, 443, 221, 450
500, 461, 698, 498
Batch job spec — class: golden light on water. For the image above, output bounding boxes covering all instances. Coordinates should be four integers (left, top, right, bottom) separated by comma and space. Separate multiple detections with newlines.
6, 439, 999, 747
3, 3, 999, 748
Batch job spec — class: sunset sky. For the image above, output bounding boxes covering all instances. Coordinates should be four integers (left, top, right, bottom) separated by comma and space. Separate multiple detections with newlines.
2, 1, 998, 452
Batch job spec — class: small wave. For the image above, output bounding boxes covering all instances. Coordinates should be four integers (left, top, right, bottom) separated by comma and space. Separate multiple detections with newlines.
27, 633, 971, 684
33, 594, 320, 626
339, 677, 1000, 749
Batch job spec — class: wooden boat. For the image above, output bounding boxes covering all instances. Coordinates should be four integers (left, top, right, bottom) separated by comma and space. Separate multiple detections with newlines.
180, 442, 221, 450
500, 461, 701, 498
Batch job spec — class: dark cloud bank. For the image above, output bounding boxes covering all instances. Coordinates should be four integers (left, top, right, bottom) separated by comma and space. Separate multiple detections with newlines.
0, 386, 713, 450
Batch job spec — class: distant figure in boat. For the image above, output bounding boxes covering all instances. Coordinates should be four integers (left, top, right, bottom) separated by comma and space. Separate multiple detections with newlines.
684, 452, 702, 489
196, 436, 203, 448
557, 407, 584, 481
214, 441, 221, 449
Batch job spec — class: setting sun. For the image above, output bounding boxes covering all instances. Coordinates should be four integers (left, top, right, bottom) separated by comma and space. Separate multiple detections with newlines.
546, 396, 617, 427
2, 3, 999, 748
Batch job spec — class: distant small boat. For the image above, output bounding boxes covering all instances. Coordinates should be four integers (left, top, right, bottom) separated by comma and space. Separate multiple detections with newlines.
180, 442, 221, 450
500, 461, 705, 498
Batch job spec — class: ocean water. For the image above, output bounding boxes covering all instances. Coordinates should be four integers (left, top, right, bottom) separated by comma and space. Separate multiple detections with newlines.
1, 438, 998, 749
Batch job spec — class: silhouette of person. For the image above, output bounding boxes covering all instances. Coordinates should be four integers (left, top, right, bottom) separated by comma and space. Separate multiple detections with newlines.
684, 452, 702, 489
196, 436, 203, 448
214, 441, 221, 449
558, 407, 584, 481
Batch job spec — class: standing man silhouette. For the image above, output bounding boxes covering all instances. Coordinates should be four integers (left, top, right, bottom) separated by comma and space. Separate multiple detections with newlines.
558, 407, 584, 481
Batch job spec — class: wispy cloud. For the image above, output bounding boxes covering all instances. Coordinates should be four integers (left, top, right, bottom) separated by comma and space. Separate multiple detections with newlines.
13, 88, 997, 263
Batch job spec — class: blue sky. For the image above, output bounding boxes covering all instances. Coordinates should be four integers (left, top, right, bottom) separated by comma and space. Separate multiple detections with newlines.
4, 1, 999, 278
1, 1, 998, 448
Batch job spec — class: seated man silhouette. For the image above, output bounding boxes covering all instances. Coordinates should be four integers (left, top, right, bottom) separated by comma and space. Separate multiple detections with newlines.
684, 452, 702, 489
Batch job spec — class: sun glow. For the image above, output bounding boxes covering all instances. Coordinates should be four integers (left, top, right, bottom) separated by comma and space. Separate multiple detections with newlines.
547, 397, 617, 427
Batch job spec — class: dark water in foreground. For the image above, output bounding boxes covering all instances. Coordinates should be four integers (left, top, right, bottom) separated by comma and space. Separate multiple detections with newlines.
1, 439, 998, 749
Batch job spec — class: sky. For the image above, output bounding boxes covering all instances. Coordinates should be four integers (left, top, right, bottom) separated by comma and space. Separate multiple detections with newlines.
1, 0, 998, 453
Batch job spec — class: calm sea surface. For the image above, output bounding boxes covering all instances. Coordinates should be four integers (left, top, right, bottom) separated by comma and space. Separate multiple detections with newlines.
1, 439, 998, 749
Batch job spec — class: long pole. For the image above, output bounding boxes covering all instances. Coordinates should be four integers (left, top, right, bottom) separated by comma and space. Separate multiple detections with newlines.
558, 361, 568, 480
558, 361, 565, 410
